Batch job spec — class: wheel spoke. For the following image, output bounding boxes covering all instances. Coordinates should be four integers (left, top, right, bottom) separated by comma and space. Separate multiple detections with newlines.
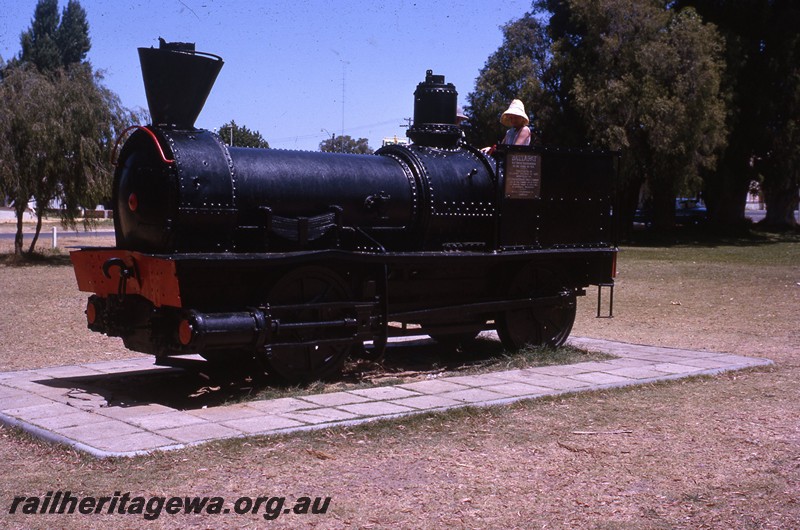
261, 267, 354, 384
497, 266, 576, 350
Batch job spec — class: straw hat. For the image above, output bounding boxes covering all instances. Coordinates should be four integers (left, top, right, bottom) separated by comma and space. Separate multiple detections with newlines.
500, 99, 529, 127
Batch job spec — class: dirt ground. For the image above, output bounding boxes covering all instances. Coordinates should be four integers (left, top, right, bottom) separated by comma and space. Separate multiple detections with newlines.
0, 225, 798, 529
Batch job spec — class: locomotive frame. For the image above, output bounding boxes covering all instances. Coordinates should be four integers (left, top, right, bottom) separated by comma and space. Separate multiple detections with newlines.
70, 41, 618, 384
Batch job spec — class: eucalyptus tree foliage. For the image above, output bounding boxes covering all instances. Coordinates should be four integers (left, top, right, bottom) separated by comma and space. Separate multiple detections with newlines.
0, 64, 133, 255
469, 1, 727, 231
216, 120, 270, 149
1, 0, 137, 255
319, 135, 373, 155
674, 0, 799, 230
543, 0, 727, 230
0, 66, 56, 255
465, 13, 553, 148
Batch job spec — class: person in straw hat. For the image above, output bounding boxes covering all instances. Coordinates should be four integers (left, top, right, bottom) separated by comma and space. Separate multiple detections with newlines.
481, 99, 531, 154
500, 99, 531, 145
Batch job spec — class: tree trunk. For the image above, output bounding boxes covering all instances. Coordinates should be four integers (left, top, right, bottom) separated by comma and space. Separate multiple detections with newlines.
615, 173, 644, 240
28, 209, 43, 254
703, 154, 752, 229
14, 205, 25, 256
709, 175, 750, 227
761, 186, 799, 230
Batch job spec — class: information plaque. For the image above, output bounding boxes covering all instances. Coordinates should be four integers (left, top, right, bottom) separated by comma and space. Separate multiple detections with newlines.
504, 152, 542, 199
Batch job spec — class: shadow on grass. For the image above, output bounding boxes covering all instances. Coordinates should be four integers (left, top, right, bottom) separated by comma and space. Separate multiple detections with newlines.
0, 252, 72, 267
624, 223, 800, 249
36, 337, 610, 411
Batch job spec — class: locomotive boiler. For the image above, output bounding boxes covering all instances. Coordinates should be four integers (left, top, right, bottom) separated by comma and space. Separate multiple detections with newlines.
71, 40, 618, 384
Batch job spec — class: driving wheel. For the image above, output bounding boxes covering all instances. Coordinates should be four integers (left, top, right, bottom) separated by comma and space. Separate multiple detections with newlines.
263, 266, 355, 384
496, 265, 576, 350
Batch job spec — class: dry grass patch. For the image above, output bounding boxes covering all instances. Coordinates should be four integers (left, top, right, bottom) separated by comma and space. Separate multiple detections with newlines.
1, 232, 798, 528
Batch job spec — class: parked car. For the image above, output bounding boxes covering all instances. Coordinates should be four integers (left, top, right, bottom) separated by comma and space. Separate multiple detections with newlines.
634, 198, 708, 227
674, 198, 708, 225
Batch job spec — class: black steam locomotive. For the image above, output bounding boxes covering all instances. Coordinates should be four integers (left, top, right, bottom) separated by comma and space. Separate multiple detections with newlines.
71, 41, 617, 383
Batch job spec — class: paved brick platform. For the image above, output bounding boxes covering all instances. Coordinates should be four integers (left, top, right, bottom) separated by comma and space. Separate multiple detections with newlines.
0, 336, 772, 458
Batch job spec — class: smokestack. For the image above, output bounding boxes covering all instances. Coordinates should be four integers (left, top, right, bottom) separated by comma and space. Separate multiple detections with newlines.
138, 38, 224, 129
406, 70, 460, 148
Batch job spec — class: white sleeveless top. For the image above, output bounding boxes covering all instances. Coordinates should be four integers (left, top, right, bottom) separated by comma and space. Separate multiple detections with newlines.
502, 127, 531, 146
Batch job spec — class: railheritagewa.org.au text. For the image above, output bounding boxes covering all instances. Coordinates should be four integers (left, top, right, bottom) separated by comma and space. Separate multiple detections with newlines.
8, 491, 331, 521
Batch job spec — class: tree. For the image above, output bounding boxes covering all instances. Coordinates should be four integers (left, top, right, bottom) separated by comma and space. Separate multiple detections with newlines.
533, 0, 727, 232
466, 13, 554, 148
0, 66, 55, 255
0, 0, 138, 256
757, 1, 800, 229
319, 135, 373, 154
17, 0, 61, 71
0, 64, 134, 255
677, 0, 800, 230
216, 120, 270, 148
55, 0, 91, 66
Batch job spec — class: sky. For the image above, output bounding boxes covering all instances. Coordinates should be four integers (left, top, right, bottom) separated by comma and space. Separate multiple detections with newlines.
1, 0, 534, 151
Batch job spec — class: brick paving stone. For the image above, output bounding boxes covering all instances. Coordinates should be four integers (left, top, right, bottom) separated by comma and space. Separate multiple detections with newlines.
440, 388, 508, 404
186, 404, 267, 422
0, 393, 54, 411
651, 363, 702, 375
220, 415, 304, 434
491, 371, 591, 390
398, 379, 470, 394
30, 384, 81, 400
441, 374, 510, 387
568, 361, 621, 372
156, 423, 241, 444
601, 367, 672, 379
669, 358, 739, 369
0, 385, 28, 398
336, 401, 415, 417
31, 365, 105, 378
80, 359, 154, 373
245, 397, 320, 413
350, 386, 420, 401
300, 391, 371, 407
640, 347, 711, 357
672, 350, 725, 358
568, 372, 634, 385
1, 378, 55, 393
390, 395, 463, 410
91, 431, 177, 453
525, 365, 593, 376
29, 410, 107, 430
58, 420, 143, 442
280, 408, 358, 425
480, 382, 552, 397
711, 355, 764, 366
128, 411, 207, 431
602, 358, 657, 369
3, 401, 76, 421
95, 403, 176, 420
0, 370, 46, 382
625, 354, 696, 364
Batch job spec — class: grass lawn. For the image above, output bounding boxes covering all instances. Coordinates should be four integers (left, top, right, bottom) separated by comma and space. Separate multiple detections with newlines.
0, 231, 798, 528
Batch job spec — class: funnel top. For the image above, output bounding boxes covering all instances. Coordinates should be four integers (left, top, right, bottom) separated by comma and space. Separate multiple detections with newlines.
138, 39, 224, 129
406, 70, 460, 148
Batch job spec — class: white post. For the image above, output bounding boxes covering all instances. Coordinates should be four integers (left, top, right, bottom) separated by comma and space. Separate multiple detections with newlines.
52, 226, 57, 249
